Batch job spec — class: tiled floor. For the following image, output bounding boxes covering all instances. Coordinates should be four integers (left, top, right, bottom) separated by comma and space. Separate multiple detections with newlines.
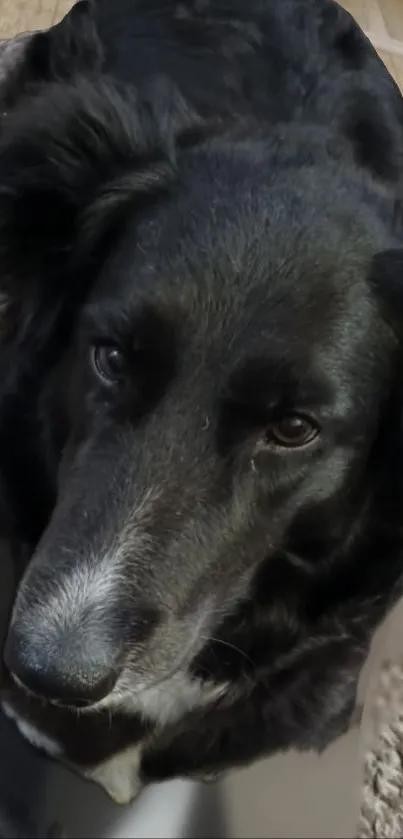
0, 0, 402, 90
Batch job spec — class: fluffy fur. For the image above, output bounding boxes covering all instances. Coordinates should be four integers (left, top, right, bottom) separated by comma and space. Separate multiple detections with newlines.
1, 0, 403, 803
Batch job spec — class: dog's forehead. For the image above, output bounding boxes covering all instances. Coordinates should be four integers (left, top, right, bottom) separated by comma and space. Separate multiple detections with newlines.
90, 198, 373, 362
85, 146, 384, 391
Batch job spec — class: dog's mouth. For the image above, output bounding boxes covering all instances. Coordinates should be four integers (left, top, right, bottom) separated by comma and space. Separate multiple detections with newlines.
7, 671, 92, 711
8, 658, 165, 713
7, 598, 221, 715
8, 663, 163, 714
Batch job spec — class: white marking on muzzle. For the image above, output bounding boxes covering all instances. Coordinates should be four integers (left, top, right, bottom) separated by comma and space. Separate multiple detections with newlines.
126, 672, 227, 726
84, 597, 229, 726
19, 487, 160, 634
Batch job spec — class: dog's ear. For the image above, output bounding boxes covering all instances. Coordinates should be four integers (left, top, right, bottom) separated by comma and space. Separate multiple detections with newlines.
2, 0, 103, 111
0, 75, 202, 324
30, 0, 103, 81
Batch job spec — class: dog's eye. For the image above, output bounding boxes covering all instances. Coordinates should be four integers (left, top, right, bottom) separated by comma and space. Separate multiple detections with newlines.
91, 344, 127, 384
267, 415, 319, 448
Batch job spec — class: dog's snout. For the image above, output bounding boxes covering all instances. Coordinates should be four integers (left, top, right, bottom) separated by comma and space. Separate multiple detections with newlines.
4, 625, 121, 708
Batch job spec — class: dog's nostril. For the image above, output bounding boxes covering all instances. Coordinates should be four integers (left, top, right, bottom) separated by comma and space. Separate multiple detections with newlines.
3, 628, 121, 708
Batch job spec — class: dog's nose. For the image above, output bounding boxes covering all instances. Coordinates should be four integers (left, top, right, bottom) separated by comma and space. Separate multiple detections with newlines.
3, 627, 121, 707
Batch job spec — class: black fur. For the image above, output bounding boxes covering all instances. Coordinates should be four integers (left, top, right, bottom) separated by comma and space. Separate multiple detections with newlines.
1, 0, 403, 796
0, 711, 53, 838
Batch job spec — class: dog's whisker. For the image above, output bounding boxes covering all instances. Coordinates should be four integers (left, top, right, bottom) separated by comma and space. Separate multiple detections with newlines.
199, 635, 255, 667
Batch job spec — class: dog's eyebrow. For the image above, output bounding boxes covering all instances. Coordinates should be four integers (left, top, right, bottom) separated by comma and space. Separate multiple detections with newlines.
81, 299, 155, 336
225, 358, 334, 412
79, 304, 137, 342
80, 300, 178, 359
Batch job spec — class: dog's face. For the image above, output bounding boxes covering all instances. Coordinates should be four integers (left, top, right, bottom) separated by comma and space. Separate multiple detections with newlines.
4, 113, 401, 715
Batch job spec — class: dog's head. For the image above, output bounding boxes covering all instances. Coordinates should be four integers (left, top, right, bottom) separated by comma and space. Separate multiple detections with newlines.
1, 15, 403, 719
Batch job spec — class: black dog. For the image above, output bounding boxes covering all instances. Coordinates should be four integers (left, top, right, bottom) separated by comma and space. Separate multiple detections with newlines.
1, 0, 403, 804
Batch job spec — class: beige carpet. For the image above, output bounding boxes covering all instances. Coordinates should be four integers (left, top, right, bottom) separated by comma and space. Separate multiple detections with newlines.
357, 605, 403, 838
358, 660, 403, 837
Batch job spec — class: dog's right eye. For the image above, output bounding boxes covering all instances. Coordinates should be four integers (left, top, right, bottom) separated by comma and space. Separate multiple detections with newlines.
91, 344, 127, 384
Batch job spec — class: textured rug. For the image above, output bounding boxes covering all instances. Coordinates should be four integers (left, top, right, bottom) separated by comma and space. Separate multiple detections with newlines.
358, 658, 403, 838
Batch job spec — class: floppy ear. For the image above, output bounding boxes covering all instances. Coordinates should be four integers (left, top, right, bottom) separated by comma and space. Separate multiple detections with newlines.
29, 0, 103, 81
0, 73, 202, 333
1, 0, 103, 111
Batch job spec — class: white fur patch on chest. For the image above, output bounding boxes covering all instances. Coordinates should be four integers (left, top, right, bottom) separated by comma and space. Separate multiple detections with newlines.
1, 672, 227, 781
83, 744, 144, 804
2, 700, 143, 805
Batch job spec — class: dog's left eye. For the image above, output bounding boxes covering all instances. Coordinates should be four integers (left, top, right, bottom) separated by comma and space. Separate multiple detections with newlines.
266, 415, 319, 448
91, 344, 127, 384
